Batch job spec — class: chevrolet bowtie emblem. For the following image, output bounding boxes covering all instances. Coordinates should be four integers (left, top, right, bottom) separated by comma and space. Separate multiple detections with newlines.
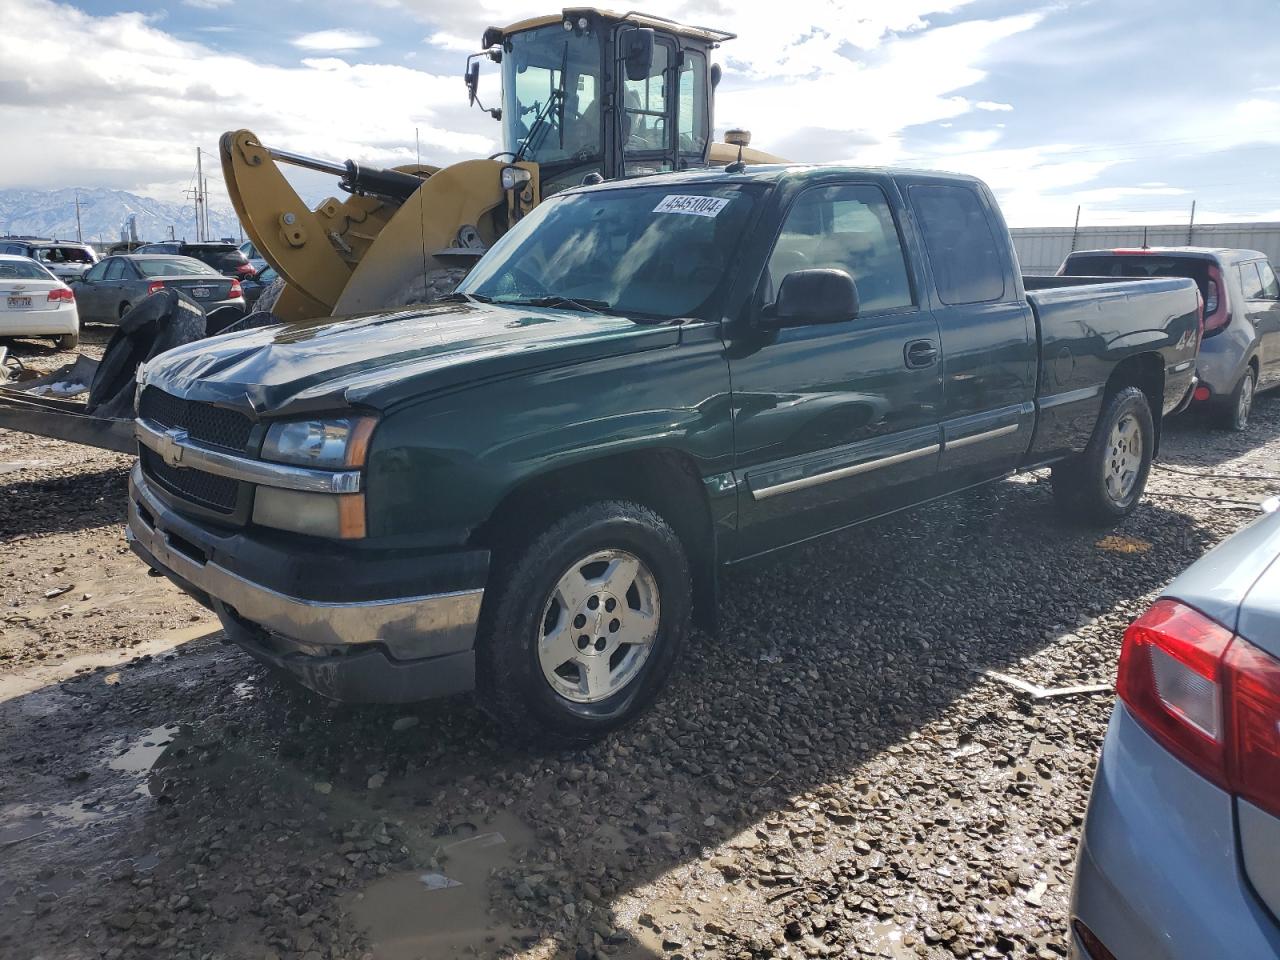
157, 428, 187, 468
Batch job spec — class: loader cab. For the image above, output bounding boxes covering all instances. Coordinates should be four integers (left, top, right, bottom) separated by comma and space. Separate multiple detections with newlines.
479, 9, 731, 196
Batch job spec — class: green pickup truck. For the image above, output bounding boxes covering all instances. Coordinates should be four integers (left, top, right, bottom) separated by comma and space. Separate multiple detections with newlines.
127, 164, 1201, 741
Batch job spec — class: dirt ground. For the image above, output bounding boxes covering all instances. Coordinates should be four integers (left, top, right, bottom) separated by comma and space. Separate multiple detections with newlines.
2, 328, 1279, 960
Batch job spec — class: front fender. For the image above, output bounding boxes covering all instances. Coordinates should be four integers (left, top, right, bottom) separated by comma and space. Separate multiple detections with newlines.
363, 328, 734, 544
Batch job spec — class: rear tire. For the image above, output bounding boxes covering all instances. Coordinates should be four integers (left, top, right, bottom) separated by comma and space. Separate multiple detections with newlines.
118, 302, 132, 322
476, 500, 691, 745
1052, 386, 1154, 523
1215, 366, 1256, 432
55, 331, 79, 351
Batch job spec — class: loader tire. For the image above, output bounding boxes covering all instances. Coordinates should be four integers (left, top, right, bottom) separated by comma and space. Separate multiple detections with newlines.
386, 266, 471, 308
87, 290, 207, 418
254, 276, 287, 315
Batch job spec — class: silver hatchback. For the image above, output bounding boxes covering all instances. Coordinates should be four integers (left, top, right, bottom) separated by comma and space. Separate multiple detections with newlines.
1072, 506, 1280, 959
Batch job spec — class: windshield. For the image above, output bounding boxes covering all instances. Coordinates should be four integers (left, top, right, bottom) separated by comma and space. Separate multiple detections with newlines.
503, 23, 600, 165
137, 257, 220, 278
458, 184, 761, 320
0, 260, 55, 280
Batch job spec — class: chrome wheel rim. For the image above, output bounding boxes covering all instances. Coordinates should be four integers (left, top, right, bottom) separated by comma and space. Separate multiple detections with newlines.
536, 549, 660, 704
1105, 414, 1142, 501
1238, 374, 1255, 427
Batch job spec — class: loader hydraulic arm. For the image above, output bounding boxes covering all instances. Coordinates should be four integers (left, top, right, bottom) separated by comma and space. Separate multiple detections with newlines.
220, 129, 434, 319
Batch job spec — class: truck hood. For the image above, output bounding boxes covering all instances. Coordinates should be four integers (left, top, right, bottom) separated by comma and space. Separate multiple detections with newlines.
139, 301, 683, 415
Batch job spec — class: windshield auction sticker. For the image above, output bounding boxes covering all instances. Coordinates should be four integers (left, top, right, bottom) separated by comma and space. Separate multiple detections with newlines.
653, 195, 731, 217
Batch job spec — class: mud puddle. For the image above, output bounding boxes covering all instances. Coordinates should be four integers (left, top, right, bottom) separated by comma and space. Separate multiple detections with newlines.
349, 810, 538, 959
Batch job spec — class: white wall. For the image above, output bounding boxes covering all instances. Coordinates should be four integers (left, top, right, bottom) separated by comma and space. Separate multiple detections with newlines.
1011, 222, 1280, 275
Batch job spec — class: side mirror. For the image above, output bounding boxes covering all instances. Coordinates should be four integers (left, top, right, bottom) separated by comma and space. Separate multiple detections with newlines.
465, 61, 480, 106
772, 269, 859, 327
622, 28, 655, 82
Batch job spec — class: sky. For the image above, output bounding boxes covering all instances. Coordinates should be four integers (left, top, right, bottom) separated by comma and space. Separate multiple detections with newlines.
1, 0, 1278, 227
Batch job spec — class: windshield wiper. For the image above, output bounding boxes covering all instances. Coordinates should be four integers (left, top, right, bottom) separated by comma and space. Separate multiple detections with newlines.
498, 295, 612, 313
434, 292, 493, 304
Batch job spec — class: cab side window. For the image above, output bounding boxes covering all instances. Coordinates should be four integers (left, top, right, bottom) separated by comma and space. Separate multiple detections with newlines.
910, 184, 1006, 304
83, 260, 108, 282
1255, 261, 1279, 300
766, 184, 913, 314
104, 259, 127, 281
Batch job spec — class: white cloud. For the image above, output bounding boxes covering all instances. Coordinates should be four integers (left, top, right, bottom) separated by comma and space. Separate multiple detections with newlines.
291, 29, 381, 52
974, 100, 1013, 111
0, 1, 494, 210
182, 0, 232, 7
427, 31, 477, 53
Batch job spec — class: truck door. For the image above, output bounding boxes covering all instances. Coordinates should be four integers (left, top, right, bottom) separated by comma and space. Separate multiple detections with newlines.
1240, 259, 1280, 387
728, 181, 943, 558
904, 180, 1036, 486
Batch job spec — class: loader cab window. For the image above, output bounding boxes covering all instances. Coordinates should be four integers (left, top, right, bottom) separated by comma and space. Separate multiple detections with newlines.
678, 50, 708, 157
504, 24, 602, 167
622, 40, 671, 166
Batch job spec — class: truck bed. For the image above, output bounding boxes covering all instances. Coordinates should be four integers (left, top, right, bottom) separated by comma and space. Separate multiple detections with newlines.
1023, 274, 1200, 463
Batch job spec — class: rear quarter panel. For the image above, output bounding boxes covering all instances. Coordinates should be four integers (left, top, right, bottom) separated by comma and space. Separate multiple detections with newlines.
1026, 277, 1199, 461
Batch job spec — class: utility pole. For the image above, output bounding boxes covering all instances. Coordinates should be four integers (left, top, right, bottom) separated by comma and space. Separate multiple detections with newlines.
203, 175, 211, 241
1069, 205, 1081, 252
195, 147, 205, 242
74, 191, 83, 243
1187, 200, 1196, 245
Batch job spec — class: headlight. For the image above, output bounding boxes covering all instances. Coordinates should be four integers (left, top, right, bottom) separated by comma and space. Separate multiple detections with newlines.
261, 416, 376, 469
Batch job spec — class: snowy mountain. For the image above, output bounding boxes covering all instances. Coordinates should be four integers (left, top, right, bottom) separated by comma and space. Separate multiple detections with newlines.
0, 187, 242, 246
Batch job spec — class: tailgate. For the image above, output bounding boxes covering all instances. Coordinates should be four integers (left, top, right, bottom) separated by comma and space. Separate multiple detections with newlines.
0, 280, 59, 312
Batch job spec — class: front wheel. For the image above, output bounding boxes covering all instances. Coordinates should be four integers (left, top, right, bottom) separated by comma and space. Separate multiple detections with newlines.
1052, 386, 1154, 523
476, 500, 692, 745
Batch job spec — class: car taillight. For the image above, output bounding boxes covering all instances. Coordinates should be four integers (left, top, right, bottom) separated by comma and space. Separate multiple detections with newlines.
1224, 640, 1280, 817
235, 262, 255, 277
1202, 264, 1230, 337
147, 281, 165, 295
1118, 598, 1280, 818
229, 279, 243, 297
46, 287, 74, 303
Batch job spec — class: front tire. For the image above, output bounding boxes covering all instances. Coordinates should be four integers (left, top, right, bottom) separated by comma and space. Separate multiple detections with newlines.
1052, 386, 1154, 523
476, 500, 691, 745
1216, 366, 1256, 432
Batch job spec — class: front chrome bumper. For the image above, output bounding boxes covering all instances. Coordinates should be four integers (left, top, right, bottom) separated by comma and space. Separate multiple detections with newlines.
127, 464, 485, 686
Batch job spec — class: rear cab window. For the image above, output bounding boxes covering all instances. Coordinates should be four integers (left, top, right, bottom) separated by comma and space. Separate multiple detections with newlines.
909, 183, 1006, 304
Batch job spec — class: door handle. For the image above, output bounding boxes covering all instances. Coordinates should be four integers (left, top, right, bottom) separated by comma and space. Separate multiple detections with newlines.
904, 339, 938, 369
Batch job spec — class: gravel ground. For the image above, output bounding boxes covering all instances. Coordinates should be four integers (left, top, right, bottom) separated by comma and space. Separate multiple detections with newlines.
3, 329, 1279, 960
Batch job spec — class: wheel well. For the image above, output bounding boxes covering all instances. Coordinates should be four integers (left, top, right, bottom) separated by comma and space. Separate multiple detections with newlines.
1104, 352, 1164, 454
472, 449, 719, 633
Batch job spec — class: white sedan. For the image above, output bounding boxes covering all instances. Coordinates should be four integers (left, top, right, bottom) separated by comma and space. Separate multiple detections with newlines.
0, 254, 80, 351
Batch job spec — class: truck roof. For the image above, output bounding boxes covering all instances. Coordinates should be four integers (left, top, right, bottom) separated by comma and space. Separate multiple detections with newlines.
1068, 246, 1269, 264
565, 163, 988, 195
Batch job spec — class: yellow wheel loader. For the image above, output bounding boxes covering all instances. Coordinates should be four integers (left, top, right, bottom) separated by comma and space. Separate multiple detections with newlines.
221, 7, 782, 322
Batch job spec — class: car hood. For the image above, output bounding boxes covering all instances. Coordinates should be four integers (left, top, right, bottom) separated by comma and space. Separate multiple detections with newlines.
139, 300, 683, 416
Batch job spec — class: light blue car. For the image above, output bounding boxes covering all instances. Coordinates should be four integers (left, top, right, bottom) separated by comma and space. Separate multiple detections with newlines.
1072, 504, 1280, 959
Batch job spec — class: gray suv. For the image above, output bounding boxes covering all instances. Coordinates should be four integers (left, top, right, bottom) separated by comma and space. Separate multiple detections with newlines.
0, 238, 98, 281
1061, 247, 1280, 430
